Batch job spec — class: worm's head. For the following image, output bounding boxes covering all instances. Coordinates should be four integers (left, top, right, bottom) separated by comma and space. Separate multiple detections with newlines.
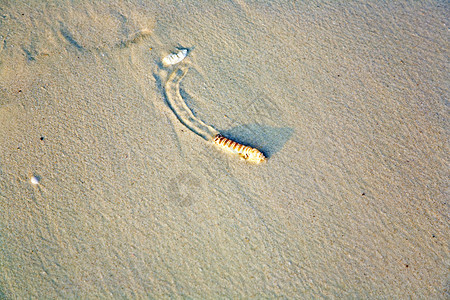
246, 148, 266, 164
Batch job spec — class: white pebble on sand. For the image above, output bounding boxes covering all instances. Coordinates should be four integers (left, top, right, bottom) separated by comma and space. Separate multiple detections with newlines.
30, 176, 40, 185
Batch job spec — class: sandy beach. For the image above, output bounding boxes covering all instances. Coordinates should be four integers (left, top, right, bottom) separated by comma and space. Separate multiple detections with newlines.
0, 1, 448, 298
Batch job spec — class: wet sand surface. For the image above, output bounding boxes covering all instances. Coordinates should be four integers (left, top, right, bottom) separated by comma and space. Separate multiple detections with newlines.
0, 1, 448, 298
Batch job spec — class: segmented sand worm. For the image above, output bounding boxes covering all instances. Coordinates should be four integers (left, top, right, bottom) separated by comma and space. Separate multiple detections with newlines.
213, 134, 266, 164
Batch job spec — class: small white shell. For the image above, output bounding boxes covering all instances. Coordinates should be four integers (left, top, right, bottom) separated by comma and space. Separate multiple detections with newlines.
30, 176, 40, 185
162, 49, 188, 66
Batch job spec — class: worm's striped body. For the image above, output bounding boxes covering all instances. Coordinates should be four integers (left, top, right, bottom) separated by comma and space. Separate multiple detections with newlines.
213, 134, 266, 164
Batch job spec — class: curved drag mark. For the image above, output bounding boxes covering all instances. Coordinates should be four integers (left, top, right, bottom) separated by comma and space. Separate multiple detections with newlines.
164, 65, 219, 141
162, 58, 266, 163
116, 29, 152, 49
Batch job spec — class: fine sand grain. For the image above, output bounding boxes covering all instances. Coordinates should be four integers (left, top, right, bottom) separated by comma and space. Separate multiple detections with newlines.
0, 1, 448, 298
